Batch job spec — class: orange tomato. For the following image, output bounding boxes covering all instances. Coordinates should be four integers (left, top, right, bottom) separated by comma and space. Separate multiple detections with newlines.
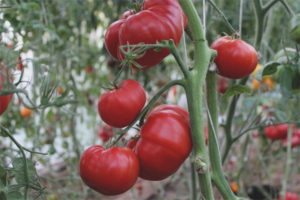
230, 181, 238, 194
252, 79, 260, 91
20, 107, 33, 117
57, 87, 63, 95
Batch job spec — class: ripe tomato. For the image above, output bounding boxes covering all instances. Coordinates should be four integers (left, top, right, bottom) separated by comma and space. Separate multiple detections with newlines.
135, 105, 192, 180
264, 124, 289, 140
79, 145, 139, 195
230, 181, 238, 194
98, 125, 113, 143
20, 107, 33, 117
282, 136, 300, 148
211, 36, 258, 79
217, 76, 229, 94
17, 56, 24, 71
85, 65, 93, 73
0, 64, 13, 115
98, 79, 146, 128
279, 192, 299, 200
105, 0, 187, 70
57, 87, 63, 95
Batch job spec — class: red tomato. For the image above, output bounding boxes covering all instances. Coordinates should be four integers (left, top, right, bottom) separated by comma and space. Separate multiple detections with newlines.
0, 64, 13, 115
79, 145, 139, 195
98, 79, 146, 128
105, 0, 187, 70
264, 124, 289, 140
149, 104, 190, 127
135, 106, 192, 180
279, 192, 299, 200
17, 56, 24, 71
85, 65, 93, 73
127, 138, 139, 150
211, 36, 258, 79
217, 76, 229, 94
293, 129, 300, 138
98, 125, 113, 143
282, 136, 300, 148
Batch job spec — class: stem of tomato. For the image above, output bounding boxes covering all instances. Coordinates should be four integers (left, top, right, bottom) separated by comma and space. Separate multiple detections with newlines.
206, 71, 240, 199
178, 0, 215, 199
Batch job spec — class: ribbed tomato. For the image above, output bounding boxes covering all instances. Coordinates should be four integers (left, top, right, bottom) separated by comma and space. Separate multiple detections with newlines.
98, 79, 146, 128
211, 36, 258, 79
135, 105, 192, 180
105, 0, 187, 70
79, 146, 139, 195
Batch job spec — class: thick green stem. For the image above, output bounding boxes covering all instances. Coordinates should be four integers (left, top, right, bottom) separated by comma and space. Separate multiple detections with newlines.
206, 72, 239, 200
178, 0, 215, 199
185, 75, 214, 200
253, 0, 265, 49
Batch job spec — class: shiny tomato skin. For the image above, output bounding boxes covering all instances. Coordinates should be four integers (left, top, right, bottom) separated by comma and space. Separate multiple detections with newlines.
0, 64, 13, 115
98, 79, 146, 128
105, 0, 187, 70
279, 192, 299, 200
79, 145, 139, 195
211, 36, 258, 79
136, 108, 192, 180
149, 104, 190, 127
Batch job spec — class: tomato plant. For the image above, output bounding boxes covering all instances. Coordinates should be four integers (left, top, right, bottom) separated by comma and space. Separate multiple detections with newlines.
98, 79, 146, 128
134, 105, 192, 180
79, 145, 139, 195
20, 107, 33, 117
211, 36, 258, 79
0, 65, 13, 115
105, 0, 187, 70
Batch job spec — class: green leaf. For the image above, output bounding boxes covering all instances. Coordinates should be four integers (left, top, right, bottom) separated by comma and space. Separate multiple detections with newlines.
279, 67, 293, 98
224, 85, 251, 97
261, 62, 281, 76
7, 191, 22, 200
11, 158, 37, 186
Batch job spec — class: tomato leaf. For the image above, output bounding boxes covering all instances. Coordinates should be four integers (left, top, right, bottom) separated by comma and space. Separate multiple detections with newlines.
6, 191, 22, 200
224, 85, 251, 97
279, 67, 293, 98
262, 62, 281, 76
10, 158, 37, 186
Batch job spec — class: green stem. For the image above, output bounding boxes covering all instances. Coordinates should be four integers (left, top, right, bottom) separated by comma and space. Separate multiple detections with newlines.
222, 77, 248, 164
281, 125, 293, 200
178, 0, 215, 199
206, 72, 239, 200
0, 125, 29, 200
207, 0, 237, 34
190, 160, 197, 200
253, 0, 265, 49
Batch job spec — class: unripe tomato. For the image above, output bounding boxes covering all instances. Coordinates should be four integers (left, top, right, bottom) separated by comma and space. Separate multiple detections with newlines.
279, 192, 299, 200
105, 0, 187, 70
211, 36, 258, 79
20, 107, 33, 117
79, 145, 139, 195
0, 64, 13, 115
98, 79, 146, 128
135, 105, 192, 180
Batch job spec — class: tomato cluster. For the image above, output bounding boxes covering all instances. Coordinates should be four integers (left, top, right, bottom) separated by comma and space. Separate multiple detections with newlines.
105, 0, 187, 70
264, 124, 300, 148
211, 36, 258, 79
81, 75, 192, 195
0, 64, 13, 115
